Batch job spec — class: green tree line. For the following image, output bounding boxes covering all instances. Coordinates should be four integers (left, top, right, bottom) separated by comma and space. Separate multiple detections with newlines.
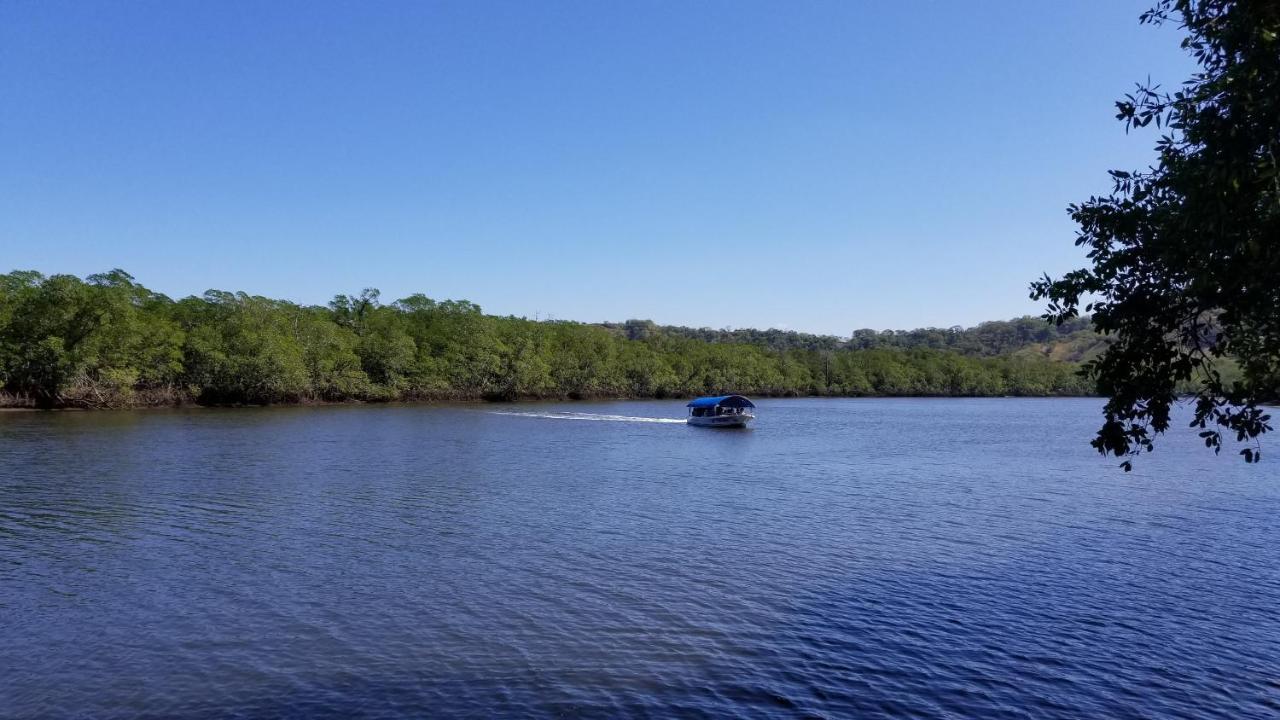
0, 270, 1095, 408
604, 315, 1104, 358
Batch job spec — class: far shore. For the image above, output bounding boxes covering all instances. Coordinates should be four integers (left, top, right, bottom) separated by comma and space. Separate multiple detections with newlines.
2, 392, 1106, 413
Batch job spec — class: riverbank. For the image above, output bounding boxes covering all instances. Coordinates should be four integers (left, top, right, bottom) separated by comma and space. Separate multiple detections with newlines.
0, 387, 1102, 411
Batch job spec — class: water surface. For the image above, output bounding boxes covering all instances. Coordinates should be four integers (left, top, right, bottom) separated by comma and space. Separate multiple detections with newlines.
2, 399, 1277, 718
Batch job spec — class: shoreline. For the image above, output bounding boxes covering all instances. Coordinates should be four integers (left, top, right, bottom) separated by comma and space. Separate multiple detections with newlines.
0, 392, 1105, 413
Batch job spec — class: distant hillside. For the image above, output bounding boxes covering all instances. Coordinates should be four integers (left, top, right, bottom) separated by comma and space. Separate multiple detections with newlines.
601, 316, 1109, 362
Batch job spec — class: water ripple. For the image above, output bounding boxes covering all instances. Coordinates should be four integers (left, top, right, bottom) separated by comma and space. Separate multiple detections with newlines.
1, 399, 1278, 718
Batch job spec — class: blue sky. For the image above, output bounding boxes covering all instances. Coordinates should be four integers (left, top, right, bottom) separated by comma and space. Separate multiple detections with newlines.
0, 1, 1192, 335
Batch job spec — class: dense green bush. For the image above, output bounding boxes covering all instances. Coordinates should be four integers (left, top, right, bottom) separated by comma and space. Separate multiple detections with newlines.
0, 270, 1096, 408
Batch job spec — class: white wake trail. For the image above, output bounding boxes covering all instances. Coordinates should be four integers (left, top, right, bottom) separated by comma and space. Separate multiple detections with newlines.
490, 411, 686, 424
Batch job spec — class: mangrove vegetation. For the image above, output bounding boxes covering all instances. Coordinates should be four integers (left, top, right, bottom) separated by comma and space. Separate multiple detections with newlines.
0, 270, 1096, 408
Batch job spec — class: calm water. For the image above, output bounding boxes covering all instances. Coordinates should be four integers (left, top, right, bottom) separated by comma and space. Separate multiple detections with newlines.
2, 398, 1278, 719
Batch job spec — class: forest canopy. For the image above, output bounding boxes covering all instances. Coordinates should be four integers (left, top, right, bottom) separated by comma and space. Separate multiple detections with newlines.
0, 270, 1096, 408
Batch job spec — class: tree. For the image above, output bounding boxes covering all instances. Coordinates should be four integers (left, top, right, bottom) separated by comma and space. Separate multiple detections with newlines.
2, 269, 1099, 407
329, 288, 381, 332
1032, 0, 1279, 468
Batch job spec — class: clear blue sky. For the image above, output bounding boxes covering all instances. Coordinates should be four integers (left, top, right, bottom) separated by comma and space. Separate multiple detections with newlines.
0, 1, 1191, 335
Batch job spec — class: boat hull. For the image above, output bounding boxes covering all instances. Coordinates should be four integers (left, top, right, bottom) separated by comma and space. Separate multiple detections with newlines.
688, 414, 754, 428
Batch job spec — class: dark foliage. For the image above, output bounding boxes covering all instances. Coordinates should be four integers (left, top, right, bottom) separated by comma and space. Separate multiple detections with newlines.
1033, 0, 1279, 467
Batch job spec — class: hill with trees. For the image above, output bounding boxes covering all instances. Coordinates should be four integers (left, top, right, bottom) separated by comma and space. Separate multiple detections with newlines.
0, 270, 1095, 409
603, 315, 1108, 361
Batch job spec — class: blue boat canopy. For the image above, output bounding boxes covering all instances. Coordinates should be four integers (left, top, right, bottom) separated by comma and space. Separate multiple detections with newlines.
686, 395, 756, 409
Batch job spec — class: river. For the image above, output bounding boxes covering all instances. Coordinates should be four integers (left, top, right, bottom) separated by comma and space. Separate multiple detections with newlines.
1, 398, 1277, 718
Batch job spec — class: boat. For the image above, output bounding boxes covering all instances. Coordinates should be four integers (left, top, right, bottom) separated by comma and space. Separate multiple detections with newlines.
686, 395, 756, 428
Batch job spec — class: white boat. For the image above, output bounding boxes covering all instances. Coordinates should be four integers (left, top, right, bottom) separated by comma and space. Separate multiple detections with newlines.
686, 395, 756, 428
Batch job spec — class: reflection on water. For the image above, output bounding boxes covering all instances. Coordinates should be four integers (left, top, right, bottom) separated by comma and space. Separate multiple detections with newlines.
1, 399, 1278, 718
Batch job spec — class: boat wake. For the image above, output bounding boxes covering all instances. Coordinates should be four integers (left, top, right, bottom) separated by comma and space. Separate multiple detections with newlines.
490, 411, 685, 424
